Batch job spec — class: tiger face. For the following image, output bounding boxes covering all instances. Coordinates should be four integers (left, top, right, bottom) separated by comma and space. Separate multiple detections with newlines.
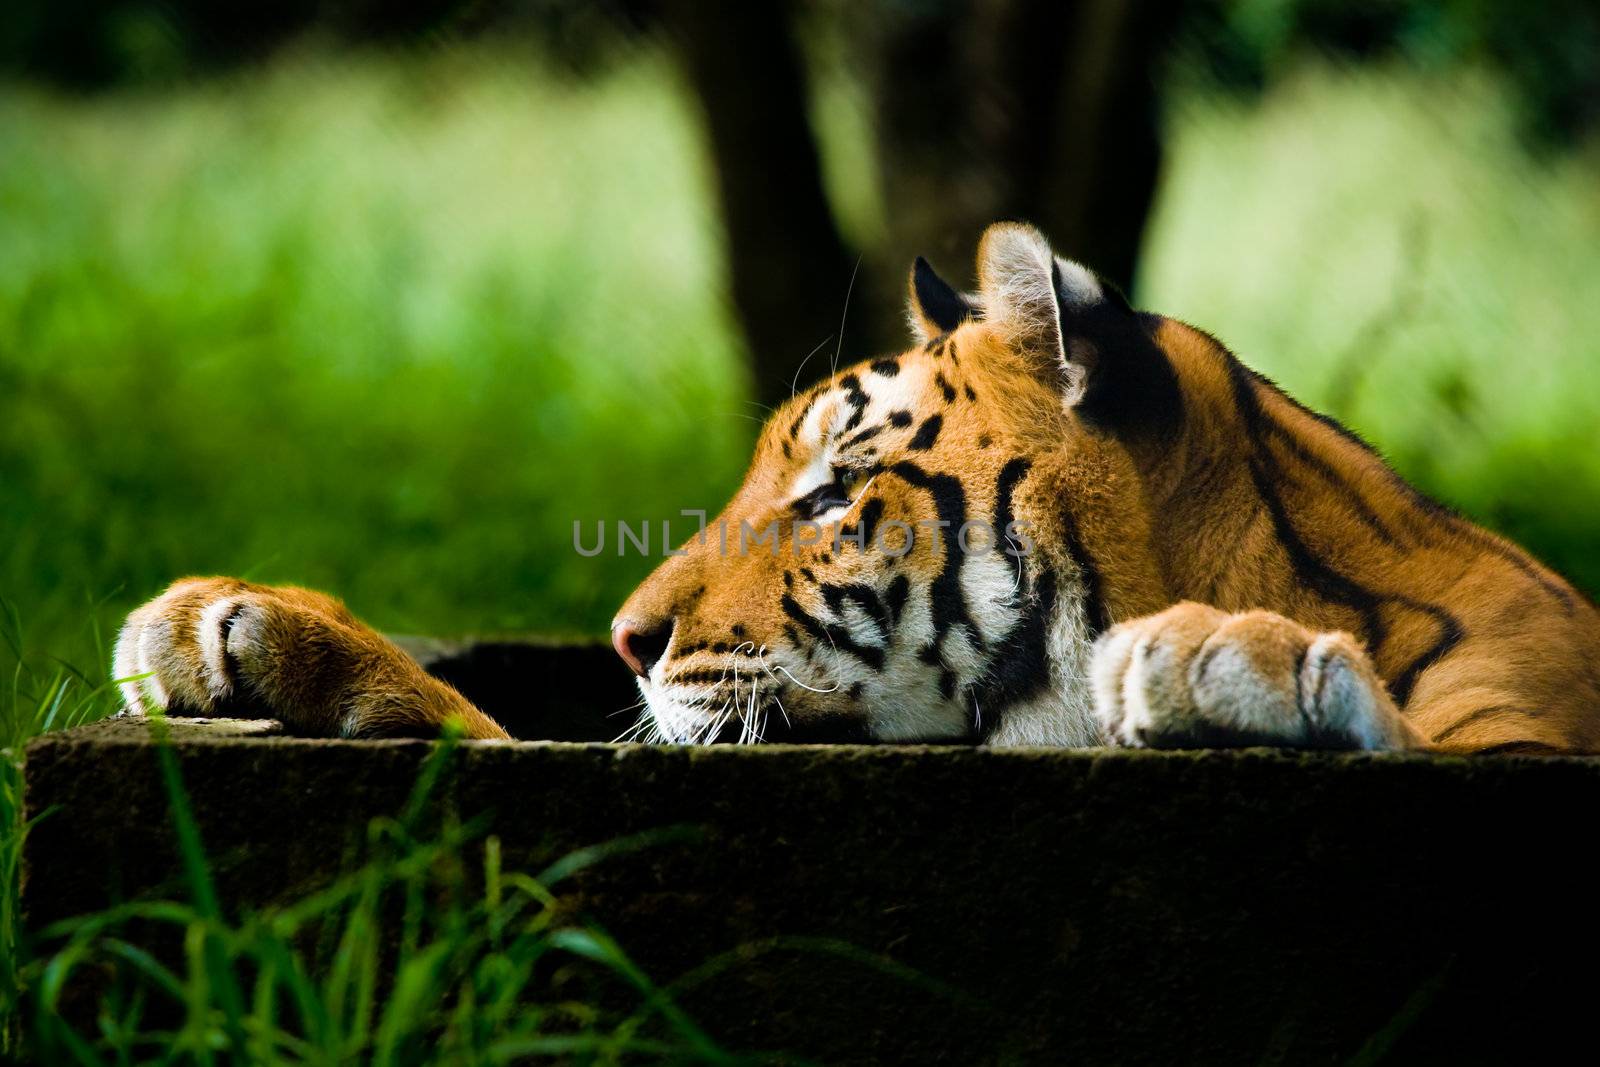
614, 223, 1180, 745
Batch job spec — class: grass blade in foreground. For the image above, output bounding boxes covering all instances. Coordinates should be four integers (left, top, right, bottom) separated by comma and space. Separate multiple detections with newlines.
21, 726, 735, 1065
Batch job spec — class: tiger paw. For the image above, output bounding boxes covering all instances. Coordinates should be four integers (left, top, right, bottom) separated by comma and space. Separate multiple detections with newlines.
1089, 602, 1416, 751
113, 577, 508, 739
114, 577, 372, 727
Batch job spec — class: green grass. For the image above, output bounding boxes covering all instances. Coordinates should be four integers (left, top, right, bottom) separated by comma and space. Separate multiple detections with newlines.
0, 607, 121, 1054
21, 724, 737, 1064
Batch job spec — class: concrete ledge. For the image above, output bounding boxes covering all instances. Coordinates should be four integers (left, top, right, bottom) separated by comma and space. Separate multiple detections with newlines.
24, 714, 1600, 1063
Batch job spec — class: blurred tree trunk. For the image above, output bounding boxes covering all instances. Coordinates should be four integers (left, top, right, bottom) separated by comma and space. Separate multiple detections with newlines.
868, 0, 1181, 294
659, 0, 876, 407
664, 0, 1179, 405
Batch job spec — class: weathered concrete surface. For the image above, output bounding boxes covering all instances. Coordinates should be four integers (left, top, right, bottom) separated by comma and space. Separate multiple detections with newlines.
24, 715, 1600, 1064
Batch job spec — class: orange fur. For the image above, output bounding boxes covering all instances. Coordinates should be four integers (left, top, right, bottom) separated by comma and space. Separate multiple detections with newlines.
115, 578, 506, 739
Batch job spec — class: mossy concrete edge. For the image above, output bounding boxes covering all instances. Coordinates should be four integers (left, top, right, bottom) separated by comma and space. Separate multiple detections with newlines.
24, 716, 1600, 1063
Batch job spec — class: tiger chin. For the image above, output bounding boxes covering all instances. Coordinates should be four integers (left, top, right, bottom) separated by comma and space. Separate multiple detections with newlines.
115, 222, 1600, 755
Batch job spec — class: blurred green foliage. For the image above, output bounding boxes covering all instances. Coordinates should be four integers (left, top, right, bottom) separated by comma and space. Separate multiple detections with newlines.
0, 46, 753, 674
1, 43, 1598, 686
1179, 0, 1600, 147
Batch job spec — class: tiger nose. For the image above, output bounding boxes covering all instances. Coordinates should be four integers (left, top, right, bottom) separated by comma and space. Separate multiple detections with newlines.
612, 617, 673, 679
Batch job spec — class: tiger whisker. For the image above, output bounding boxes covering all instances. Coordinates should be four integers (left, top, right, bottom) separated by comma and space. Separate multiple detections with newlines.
608, 695, 649, 720
843, 474, 878, 518
753, 640, 830, 696
611, 713, 651, 744
770, 663, 841, 694
1005, 534, 1026, 595
752, 645, 795, 733
800, 598, 852, 689
790, 335, 834, 400
742, 674, 760, 745
759, 677, 791, 730
707, 698, 734, 744
730, 655, 745, 745
830, 255, 863, 379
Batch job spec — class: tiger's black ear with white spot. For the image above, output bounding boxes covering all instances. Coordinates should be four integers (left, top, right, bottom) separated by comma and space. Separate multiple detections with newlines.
974, 221, 1121, 408
906, 256, 977, 343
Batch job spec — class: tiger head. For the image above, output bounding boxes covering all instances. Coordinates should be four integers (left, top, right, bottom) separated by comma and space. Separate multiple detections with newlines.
614, 221, 1192, 745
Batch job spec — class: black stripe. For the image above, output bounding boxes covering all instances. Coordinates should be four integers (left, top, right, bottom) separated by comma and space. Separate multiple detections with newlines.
1430, 704, 1533, 745
787, 391, 817, 440
841, 497, 883, 548
909, 414, 942, 451
912, 256, 973, 334
1386, 599, 1463, 707
1255, 409, 1407, 548
842, 425, 883, 450
780, 593, 885, 670
821, 582, 894, 640
1069, 310, 1183, 440
885, 574, 910, 623
973, 569, 1058, 741
1227, 358, 1465, 702
1230, 360, 1386, 645
1245, 361, 1420, 548
1449, 522, 1577, 613
1243, 357, 1576, 613
889, 460, 979, 652
838, 374, 870, 435
1059, 499, 1112, 637
970, 456, 1058, 735
992, 458, 1031, 556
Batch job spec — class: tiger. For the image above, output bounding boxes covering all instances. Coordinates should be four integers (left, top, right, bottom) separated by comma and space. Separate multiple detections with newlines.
114, 221, 1600, 754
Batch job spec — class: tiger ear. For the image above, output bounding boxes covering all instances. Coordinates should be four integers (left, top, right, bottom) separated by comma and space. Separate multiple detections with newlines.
974, 221, 1111, 407
906, 256, 977, 344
